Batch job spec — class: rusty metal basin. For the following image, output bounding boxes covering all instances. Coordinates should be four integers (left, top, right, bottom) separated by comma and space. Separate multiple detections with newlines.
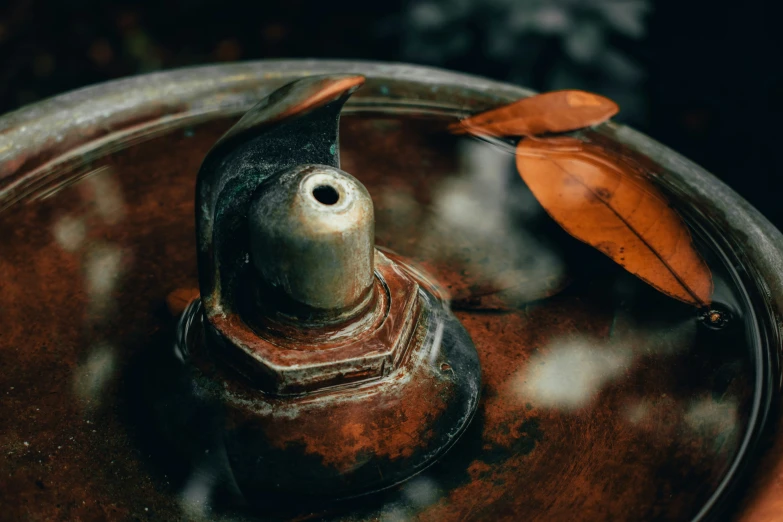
1, 61, 781, 521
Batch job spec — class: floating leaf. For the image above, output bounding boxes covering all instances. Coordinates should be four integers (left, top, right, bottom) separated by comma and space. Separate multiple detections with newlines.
515, 136, 713, 307
451, 90, 619, 137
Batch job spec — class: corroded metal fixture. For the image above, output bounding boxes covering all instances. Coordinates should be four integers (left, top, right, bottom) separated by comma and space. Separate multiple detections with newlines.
248, 165, 375, 316
175, 74, 481, 499
4, 61, 783, 521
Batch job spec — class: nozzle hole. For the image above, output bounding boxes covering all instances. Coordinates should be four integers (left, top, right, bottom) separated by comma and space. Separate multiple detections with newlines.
313, 185, 340, 205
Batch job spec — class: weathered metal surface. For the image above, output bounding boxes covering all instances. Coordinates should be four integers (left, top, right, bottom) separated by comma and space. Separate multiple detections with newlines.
207, 251, 421, 395
249, 165, 375, 316
195, 74, 365, 323
0, 62, 781, 521
143, 287, 480, 505
175, 75, 482, 499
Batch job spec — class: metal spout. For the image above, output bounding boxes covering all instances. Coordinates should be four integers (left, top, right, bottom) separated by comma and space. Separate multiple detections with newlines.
249, 164, 375, 319
173, 73, 481, 503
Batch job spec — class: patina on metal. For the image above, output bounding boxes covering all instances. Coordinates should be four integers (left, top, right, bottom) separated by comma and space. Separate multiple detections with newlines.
248, 164, 375, 317
159, 73, 482, 500
1, 61, 782, 522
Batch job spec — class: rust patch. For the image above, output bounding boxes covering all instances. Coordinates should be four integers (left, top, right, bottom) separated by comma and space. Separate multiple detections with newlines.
206, 251, 422, 395
0, 112, 764, 521
252, 354, 449, 473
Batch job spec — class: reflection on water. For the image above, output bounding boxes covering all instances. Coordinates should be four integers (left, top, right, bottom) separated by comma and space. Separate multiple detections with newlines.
378, 476, 443, 521
0, 113, 767, 521
397, 138, 568, 308
72, 343, 117, 407
84, 243, 128, 323
517, 338, 632, 410
81, 170, 126, 225
685, 397, 740, 452
402, 476, 440, 509
53, 215, 85, 252
47, 167, 131, 411
180, 472, 214, 519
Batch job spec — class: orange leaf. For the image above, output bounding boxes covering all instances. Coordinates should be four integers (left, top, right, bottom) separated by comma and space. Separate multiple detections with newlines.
451, 90, 619, 137
515, 136, 713, 307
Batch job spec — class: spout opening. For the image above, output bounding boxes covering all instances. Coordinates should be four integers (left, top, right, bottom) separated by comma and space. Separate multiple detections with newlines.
312, 184, 340, 205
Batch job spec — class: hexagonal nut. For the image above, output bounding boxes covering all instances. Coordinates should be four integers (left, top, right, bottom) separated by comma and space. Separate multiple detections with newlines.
203, 250, 423, 396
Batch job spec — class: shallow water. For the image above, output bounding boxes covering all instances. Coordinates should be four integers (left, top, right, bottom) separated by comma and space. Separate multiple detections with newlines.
0, 111, 771, 521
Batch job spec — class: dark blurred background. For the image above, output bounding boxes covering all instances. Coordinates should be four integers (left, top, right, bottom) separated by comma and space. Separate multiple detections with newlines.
1, 0, 780, 226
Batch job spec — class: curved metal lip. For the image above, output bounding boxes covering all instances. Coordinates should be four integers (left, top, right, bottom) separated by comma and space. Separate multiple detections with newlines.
0, 59, 780, 521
